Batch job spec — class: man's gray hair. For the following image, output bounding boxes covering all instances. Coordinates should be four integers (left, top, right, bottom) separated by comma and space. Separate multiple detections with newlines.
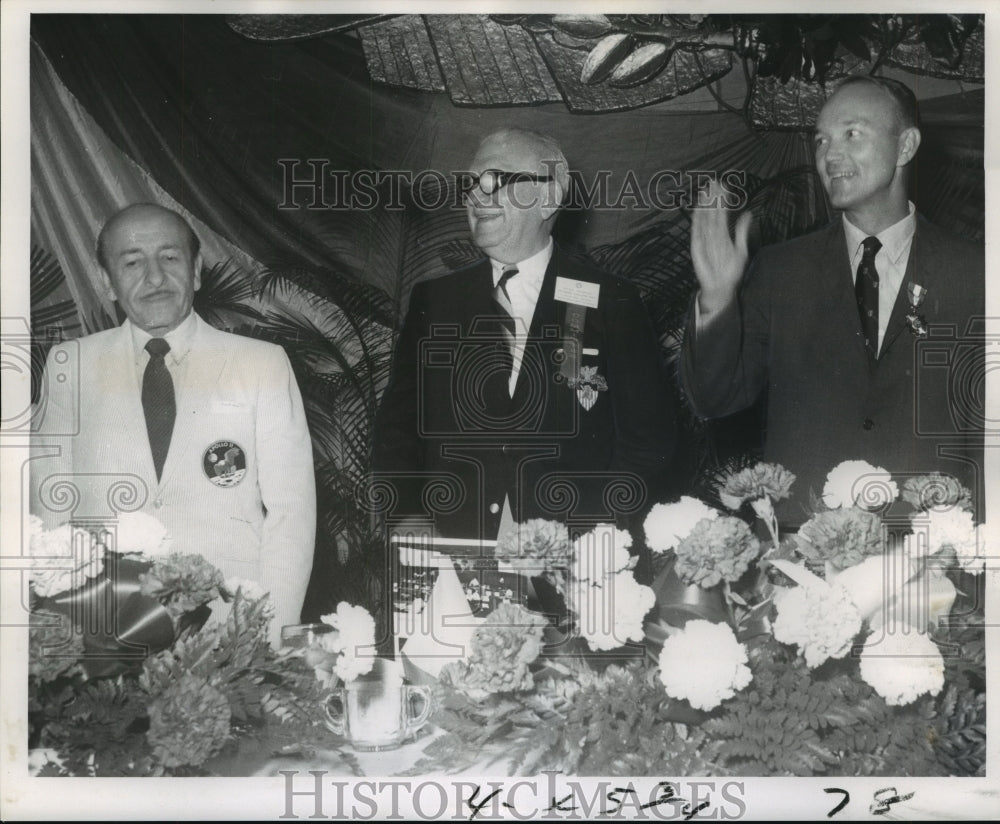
478, 127, 571, 205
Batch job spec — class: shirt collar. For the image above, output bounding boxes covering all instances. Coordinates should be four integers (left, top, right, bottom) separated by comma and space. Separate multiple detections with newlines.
128, 310, 198, 366
491, 238, 553, 287
843, 201, 916, 266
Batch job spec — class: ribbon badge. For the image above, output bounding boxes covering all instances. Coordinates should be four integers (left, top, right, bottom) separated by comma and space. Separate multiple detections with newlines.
906, 283, 929, 338
571, 365, 608, 411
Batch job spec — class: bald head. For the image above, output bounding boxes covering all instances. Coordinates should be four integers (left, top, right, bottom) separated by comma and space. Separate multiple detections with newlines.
97, 202, 203, 336
97, 203, 201, 273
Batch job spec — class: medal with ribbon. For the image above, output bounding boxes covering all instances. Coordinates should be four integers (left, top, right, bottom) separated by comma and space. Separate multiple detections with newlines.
554, 276, 607, 411
905, 282, 929, 338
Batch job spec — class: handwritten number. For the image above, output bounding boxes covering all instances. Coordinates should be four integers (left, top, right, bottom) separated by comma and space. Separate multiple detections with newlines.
604, 786, 632, 816
640, 783, 679, 811
870, 787, 914, 816
824, 788, 849, 818
466, 787, 501, 821
546, 793, 577, 813
684, 801, 711, 821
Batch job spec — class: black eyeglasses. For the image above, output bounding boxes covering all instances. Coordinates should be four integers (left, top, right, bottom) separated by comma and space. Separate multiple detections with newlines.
462, 169, 554, 196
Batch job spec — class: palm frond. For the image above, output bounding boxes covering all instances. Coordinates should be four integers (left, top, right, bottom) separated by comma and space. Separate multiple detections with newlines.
193, 259, 267, 329
30, 245, 75, 308
33, 300, 81, 331
439, 239, 485, 271
257, 265, 396, 329
590, 213, 698, 354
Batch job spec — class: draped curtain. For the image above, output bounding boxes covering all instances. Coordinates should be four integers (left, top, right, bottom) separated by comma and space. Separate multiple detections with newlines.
31, 41, 265, 328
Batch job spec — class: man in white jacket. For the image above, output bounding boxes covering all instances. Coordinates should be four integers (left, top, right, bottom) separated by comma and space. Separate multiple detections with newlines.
31, 203, 316, 639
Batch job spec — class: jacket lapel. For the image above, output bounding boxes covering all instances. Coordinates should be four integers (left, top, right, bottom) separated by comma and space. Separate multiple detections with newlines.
159, 316, 227, 489
100, 324, 159, 489
822, 222, 871, 368
880, 217, 935, 358
511, 251, 562, 404
465, 259, 517, 413
467, 260, 503, 336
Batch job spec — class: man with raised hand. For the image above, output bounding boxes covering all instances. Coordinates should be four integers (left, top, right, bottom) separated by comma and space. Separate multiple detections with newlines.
682, 76, 984, 520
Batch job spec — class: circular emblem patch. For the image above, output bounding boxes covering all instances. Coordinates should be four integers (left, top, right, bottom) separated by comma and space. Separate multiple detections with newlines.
203, 440, 247, 487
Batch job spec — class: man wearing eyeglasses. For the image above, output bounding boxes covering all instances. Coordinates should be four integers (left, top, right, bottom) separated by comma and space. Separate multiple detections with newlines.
373, 128, 678, 558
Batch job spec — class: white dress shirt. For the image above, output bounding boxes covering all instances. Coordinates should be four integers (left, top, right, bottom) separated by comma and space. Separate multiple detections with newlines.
844, 201, 916, 354
128, 309, 198, 400
491, 238, 553, 396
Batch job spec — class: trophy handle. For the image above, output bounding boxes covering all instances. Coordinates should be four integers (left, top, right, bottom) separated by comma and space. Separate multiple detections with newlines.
404, 685, 432, 734
323, 690, 346, 735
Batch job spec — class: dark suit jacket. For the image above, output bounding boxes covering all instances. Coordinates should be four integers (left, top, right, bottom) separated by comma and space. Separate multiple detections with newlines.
372, 243, 678, 541
682, 215, 985, 520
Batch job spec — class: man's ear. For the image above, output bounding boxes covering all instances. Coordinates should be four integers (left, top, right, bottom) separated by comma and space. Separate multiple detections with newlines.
540, 180, 564, 220
192, 254, 204, 291
98, 267, 117, 302
897, 126, 921, 167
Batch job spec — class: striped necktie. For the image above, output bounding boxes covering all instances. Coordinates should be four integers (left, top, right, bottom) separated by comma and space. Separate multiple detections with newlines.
855, 236, 881, 360
493, 264, 518, 373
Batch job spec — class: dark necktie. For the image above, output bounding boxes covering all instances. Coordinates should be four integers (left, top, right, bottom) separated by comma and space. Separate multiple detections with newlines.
855, 236, 881, 360
142, 338, 176, 481
493, 265, 518, 384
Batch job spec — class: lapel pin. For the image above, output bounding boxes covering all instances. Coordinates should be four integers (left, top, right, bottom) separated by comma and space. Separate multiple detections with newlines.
905, 283, 929, 338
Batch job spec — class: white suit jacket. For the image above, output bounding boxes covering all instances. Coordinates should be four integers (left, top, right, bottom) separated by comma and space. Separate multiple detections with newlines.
31, 313, 317, 638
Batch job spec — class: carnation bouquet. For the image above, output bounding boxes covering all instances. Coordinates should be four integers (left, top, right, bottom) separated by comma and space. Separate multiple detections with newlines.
26, 514, 335, 776
403, 461, 988, 777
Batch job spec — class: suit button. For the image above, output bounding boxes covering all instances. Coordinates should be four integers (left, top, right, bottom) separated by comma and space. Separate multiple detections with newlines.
501, 445, 509, 454
489, 503, 500, 515
154, 499, 163, 509
863, 418, 874, 431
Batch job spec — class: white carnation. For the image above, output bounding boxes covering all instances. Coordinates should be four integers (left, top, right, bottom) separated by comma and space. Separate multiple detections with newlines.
657, 620, 751, 711
859, 627, 945, 706
823, 460, 898, 510
916, 508, 979, 570
319, 602, 377, 682
28, 748, 66, 776
963, 524, 988, 574
772, 582, 862, 668
29, 522, 104, 598
570, 524, 633, 583
111, 512, 172, 555
644, 497, 719, 553
574, 572, 655, 652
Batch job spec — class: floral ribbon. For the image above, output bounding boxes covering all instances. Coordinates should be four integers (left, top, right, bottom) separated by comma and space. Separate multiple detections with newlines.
38, 556, 179, 679
558, 302, 587, 387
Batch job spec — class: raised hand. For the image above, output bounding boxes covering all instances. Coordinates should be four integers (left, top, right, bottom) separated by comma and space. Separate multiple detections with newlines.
690, 180, 752, 317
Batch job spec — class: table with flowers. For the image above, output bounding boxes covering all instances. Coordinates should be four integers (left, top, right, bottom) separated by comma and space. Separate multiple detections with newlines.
27, 460, 987, 778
